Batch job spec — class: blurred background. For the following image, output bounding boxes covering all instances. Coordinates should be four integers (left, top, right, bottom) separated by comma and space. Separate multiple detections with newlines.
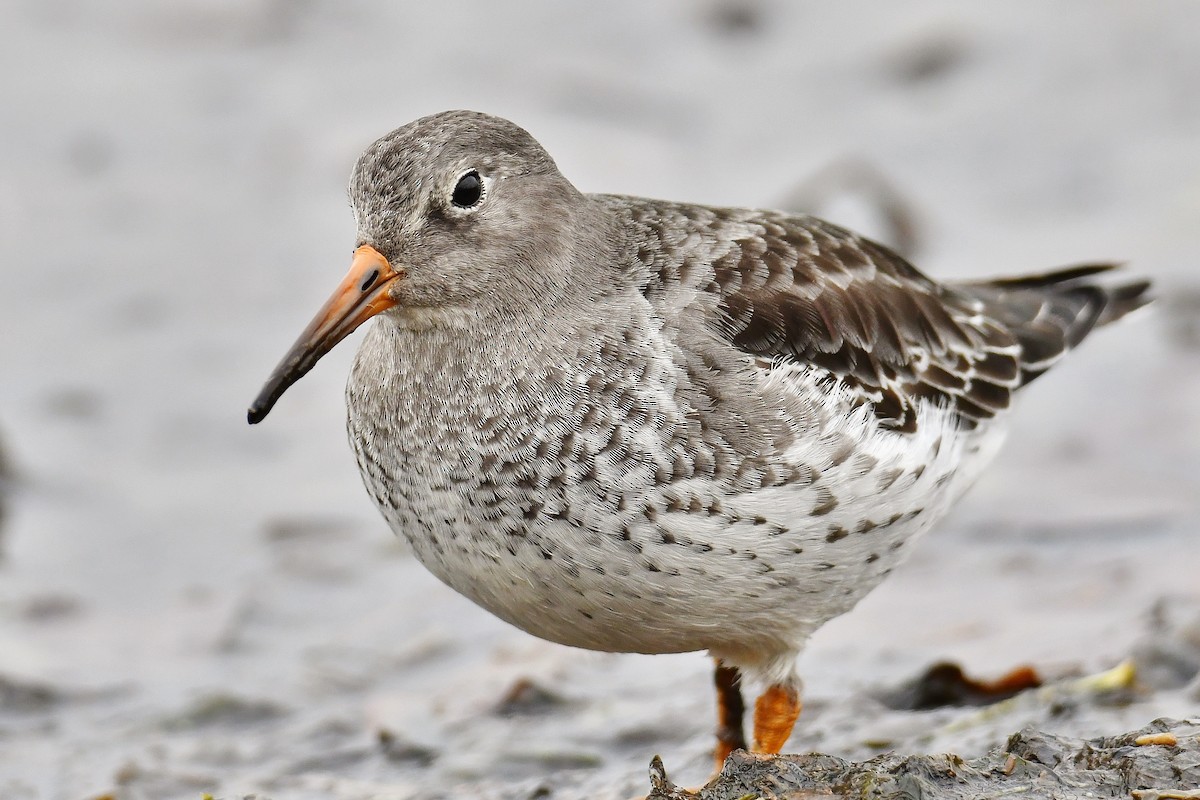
0, 2, 1197, 798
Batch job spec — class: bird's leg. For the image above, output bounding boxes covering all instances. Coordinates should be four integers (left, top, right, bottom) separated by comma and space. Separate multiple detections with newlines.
752, 683, 801, 755
712, 659, 747, 767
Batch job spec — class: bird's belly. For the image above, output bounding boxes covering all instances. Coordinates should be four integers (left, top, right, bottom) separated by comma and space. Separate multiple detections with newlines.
361, 451, 969, 657
349, 344, 1006, 659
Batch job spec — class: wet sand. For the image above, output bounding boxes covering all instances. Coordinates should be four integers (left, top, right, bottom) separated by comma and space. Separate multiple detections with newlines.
0, 2, 1198, 798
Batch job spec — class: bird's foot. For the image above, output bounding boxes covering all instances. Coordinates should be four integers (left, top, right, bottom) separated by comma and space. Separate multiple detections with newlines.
752, 683, 801, 754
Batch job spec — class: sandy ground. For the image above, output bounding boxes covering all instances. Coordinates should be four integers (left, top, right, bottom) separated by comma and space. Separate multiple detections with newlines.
0, 2, 1198, 798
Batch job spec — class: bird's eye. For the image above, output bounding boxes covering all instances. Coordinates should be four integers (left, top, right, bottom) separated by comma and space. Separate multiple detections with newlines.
451, 170, 483, 208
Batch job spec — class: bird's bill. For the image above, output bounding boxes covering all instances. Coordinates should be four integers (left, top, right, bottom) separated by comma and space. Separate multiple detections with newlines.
247, 245, 401, 424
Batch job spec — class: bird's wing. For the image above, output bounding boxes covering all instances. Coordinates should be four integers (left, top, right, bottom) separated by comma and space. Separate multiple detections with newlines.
703, 211, 1024, 431
608, 197, 1144, 432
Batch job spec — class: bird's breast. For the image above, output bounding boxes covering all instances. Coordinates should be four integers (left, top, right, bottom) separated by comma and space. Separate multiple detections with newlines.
343, 315, 674, 549
338, 315, 1004, 658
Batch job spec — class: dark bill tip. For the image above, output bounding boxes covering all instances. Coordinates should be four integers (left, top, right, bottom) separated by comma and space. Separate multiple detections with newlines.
247, 381, 283, 425
245, 245, 398, 428
245, 343, 330, 426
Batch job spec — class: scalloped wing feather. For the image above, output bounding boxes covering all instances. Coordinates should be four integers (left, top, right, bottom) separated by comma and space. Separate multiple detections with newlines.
605, 196, 1148, 433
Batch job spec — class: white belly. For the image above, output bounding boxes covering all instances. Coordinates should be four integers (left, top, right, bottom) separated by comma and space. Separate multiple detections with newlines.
356, 394, 1004, 661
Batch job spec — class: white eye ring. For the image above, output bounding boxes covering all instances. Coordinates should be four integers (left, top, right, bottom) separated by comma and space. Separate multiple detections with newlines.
450, 170, 485, 209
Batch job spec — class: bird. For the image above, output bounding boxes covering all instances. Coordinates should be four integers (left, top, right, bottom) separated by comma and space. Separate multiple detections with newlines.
247, 110, 1150, 768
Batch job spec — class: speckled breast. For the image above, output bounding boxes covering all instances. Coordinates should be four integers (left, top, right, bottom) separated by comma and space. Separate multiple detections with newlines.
344, 319, 992, 658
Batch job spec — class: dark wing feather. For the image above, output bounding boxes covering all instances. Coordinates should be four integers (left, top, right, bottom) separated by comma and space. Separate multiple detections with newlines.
703, 212, 1023, 431
957, 266, 1151, 383
604, 196, 1149, 433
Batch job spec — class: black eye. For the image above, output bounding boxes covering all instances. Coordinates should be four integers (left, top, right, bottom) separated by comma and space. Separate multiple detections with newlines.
451, 170, 483, 208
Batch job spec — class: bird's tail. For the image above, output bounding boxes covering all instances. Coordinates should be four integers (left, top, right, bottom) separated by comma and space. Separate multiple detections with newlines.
956, 264, 1151, 385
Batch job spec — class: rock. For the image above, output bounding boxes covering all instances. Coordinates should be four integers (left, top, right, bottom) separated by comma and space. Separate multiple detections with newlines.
648, 719, 1200, 800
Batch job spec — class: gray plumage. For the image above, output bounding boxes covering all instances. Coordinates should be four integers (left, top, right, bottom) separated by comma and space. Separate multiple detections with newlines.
253, 109, 1149, 734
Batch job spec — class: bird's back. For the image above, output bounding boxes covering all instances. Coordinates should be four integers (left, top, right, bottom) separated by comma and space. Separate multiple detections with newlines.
599, 194, 1150, 437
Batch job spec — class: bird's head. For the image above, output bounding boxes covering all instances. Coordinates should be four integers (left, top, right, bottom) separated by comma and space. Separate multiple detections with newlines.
247, 110, 591, 424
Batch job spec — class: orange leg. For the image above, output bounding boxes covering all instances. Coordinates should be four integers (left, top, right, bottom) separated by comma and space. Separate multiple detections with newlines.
712, 660, 747, 767
752, 683, 801, 754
